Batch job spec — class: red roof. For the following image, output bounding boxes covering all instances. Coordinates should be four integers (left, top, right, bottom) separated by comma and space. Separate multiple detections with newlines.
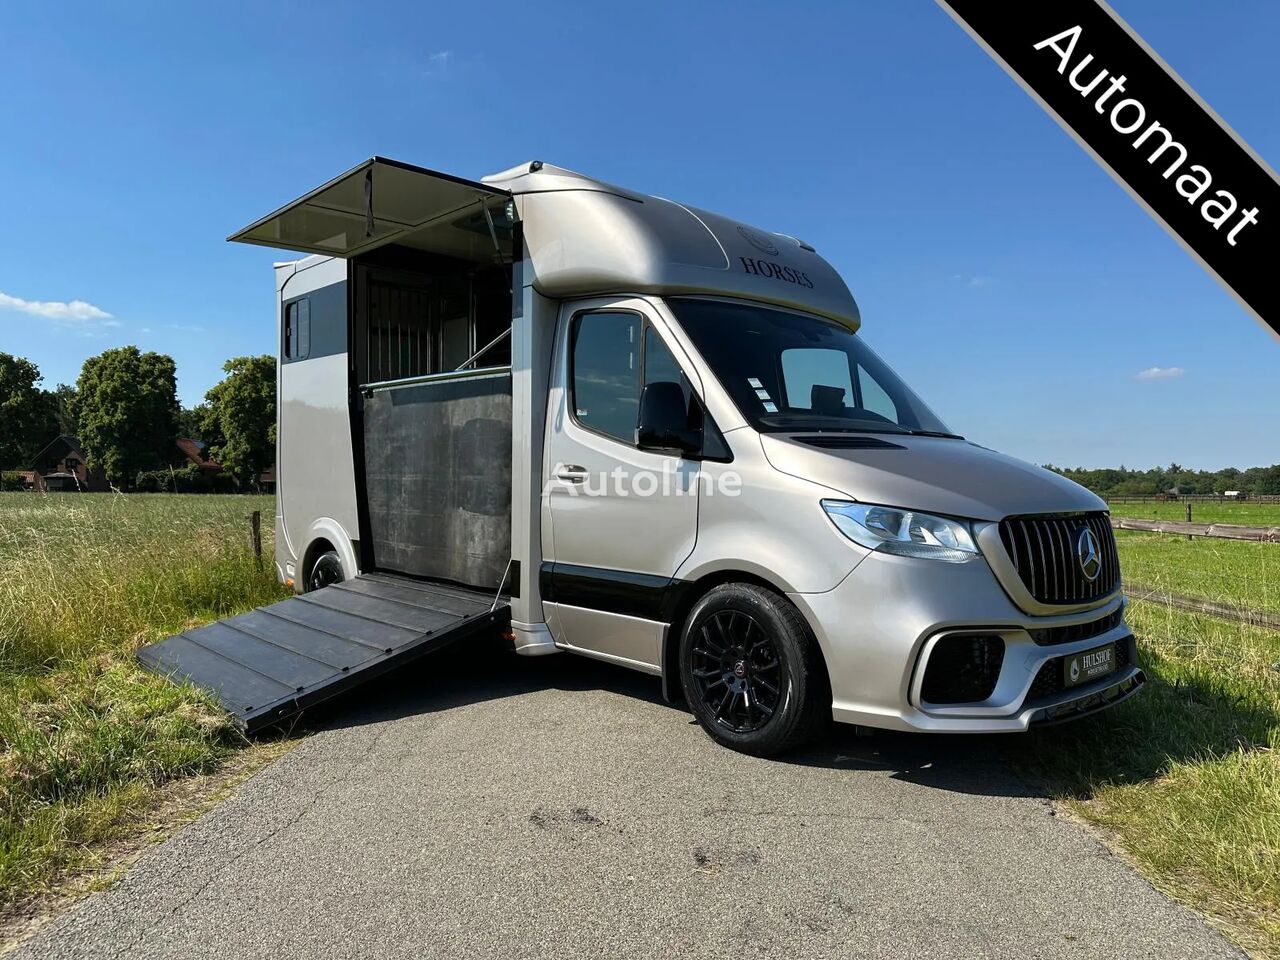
175, 438, 222, 471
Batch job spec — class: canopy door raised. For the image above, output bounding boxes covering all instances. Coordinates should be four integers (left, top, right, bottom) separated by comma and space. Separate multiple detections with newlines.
229, 157, 514, 262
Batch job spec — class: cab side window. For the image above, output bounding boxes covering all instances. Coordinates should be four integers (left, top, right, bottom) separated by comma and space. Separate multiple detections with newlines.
570, 311, 640, 443
642, 325, 694, 412
570, 309, 731, 460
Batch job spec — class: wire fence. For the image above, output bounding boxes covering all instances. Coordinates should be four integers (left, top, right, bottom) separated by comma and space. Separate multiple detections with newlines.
1106, 494, 1280, 504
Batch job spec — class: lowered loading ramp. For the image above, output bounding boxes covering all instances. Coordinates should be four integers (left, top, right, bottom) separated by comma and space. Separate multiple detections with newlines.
137, 574, 509, 733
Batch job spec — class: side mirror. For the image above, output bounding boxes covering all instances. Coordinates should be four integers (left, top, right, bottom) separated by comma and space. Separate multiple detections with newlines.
637, 381, 701, 457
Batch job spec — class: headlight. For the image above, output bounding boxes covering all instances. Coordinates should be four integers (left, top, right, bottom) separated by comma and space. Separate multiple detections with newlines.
820, 500, 978, 562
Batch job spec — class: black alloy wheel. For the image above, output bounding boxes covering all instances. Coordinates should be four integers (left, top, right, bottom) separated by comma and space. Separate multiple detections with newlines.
689, 610, 782, 733
307, 550, 344, 592
678, 583, 829, 756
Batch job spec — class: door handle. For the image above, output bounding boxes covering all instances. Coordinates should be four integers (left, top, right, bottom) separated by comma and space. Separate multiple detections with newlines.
556, 464, 588, 483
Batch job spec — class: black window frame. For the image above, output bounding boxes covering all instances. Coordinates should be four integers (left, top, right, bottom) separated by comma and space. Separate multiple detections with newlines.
282, 296, 311, 363
567, 308, 643, 446
566, 307, 731, 462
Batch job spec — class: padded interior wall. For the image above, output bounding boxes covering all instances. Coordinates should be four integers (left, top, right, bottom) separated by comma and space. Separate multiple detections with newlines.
363, 374, 512, 590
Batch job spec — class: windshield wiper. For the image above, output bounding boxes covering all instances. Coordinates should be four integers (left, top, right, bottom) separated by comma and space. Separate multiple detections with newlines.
756, 415, 964, 440
759, 420, 910, 436
903, 429, 966, 440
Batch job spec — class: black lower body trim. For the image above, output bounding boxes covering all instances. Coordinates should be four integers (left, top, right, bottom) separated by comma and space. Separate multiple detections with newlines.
540, 561, 692, 622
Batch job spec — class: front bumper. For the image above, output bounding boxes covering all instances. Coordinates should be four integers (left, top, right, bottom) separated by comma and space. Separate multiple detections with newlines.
789, 550, 1143, 733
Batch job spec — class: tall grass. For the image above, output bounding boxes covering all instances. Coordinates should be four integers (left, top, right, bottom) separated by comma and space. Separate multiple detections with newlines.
1116, 529, 1280, 615
0, 493, 289, 900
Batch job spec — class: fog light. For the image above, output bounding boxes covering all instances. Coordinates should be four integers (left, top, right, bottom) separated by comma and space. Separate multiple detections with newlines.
921, 634, 1005, 704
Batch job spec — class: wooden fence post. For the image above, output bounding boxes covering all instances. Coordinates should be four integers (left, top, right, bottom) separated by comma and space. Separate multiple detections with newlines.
249, 510, 262, 566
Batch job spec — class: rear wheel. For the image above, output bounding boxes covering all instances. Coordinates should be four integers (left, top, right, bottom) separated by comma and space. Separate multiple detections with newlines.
306, 550, 344, 592
678, 583, 828, 756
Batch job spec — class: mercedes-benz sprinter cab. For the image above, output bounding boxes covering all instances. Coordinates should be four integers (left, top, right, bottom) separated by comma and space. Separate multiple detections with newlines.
231, 158, 1143, 755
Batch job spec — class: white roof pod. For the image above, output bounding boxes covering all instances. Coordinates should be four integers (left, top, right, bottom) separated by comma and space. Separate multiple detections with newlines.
230, 157, 860, 330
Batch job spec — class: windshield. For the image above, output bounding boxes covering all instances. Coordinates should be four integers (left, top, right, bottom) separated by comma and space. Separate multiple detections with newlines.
667, 298, 958, 438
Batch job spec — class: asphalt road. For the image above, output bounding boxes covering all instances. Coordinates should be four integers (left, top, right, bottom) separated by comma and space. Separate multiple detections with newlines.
18, 640, 1239, 960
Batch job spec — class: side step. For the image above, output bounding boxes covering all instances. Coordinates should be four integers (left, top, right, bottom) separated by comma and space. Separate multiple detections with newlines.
137, 573, 509, 733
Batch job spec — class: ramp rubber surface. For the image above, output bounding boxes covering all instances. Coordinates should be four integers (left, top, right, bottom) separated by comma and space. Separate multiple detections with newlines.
137, 573, 508, 732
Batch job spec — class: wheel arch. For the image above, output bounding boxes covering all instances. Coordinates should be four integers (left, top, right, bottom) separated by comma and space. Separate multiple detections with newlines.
660, 569, 832, 704
299, 517, 359, 590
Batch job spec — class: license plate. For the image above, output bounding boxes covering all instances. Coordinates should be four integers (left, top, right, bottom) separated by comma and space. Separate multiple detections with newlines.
1063, 643, 1116, 688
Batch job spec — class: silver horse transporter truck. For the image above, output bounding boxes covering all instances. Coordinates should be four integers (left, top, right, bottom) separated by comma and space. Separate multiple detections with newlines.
140, 158, 1143, 755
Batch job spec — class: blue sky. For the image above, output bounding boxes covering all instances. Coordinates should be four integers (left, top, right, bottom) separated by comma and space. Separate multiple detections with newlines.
0, 0, 1275, 470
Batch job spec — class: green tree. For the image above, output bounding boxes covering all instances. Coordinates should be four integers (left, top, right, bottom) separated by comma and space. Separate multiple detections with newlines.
74, 347, 179, 485
0, 353, 59, 468
46, 383, 79, 436
202, 356, 275, 488
176, 403, 212, 441
1246, 465, 1280, 495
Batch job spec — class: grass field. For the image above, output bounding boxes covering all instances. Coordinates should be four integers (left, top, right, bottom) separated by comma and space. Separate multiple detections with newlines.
1007, 530, 1280, 956
1109, 500, 1280, 526
1117, 529, 1280, 616
0, 492, 288, 904
0, 492, 1276, 956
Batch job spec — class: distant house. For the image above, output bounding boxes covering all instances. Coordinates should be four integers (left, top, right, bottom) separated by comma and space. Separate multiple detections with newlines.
173, 437, 223, 476
28, 435, 108, 492
174, 439, 275, 491
24, 435, 234, 492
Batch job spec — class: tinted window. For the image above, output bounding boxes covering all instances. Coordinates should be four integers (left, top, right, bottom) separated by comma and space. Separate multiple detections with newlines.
668, 298, 956, 437
644, 326, 732, 461
296, 298, 310, 358
283, 298, 310, 362
571, 311, 640, 443
857, 364, 899, 424
781, 348, 853, 413
643, 325, 693, 408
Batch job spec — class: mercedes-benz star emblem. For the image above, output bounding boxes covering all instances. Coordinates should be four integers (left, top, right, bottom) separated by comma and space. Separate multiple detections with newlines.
737, 224, 780, 256
1076, 527, 1102, 582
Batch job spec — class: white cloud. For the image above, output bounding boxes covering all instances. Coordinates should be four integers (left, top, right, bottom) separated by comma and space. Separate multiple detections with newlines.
1136, 366, 1185, 380
0, 290, 117, 328
168, 323, 206, 333
427, 50, 452, 66
967, 275, 994, 288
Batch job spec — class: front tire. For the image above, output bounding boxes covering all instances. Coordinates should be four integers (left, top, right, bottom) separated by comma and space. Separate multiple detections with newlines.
678, 583, 828, 757
306, 550, 344, 592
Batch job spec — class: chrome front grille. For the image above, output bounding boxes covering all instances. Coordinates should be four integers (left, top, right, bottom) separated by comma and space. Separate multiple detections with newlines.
998, 513, 1120, 605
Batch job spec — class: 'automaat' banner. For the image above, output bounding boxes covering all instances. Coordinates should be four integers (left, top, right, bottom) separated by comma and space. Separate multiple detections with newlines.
937, 0, 1280, 345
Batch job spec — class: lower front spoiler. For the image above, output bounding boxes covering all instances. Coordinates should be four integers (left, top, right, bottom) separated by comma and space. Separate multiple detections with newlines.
1028, 667, 1146, 726
832, 665, 1147, 733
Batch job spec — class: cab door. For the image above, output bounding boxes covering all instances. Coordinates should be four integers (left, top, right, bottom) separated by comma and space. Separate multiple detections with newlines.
542, 297, 703, 670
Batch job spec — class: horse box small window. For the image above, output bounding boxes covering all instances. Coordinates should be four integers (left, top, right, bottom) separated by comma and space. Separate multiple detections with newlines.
283, 298, 311, 362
